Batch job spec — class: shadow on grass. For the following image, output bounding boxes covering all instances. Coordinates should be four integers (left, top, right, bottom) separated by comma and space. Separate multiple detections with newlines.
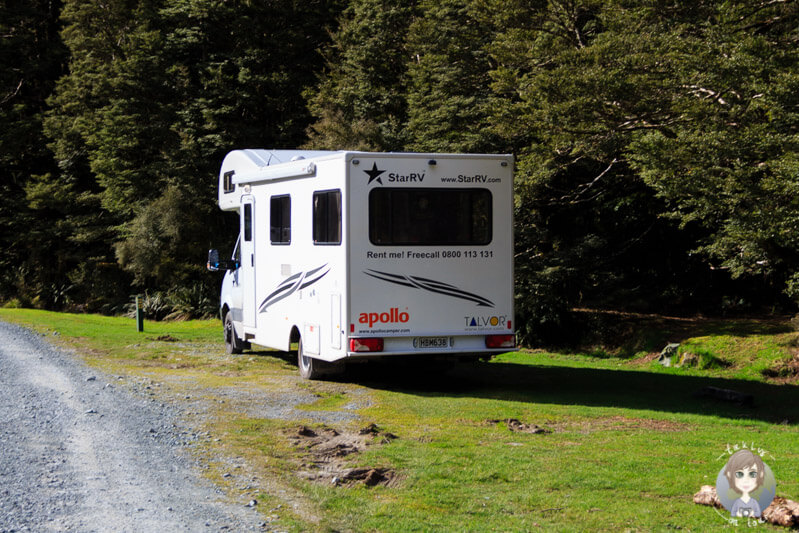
343, 359, 799, 425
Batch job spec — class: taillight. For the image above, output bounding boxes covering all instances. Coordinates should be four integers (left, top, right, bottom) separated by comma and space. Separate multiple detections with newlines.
349, 337, 384, 353
485, 334, 516, 349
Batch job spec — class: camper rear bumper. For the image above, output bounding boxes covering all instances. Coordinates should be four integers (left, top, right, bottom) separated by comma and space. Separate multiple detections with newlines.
345, 333, 516, 358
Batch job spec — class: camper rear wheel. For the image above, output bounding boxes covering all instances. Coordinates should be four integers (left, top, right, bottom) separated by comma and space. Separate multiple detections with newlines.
297, 338, 323, 380
224, 313, 246, 354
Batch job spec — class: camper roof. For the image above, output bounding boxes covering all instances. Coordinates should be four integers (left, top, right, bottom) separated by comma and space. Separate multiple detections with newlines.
238, 149, 336, 167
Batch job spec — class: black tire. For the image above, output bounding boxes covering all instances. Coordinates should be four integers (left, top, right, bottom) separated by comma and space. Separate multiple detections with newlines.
297, 338, 322, 379
224, 313, 246, 354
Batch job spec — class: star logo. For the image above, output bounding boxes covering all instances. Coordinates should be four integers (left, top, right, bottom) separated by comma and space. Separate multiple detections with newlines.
364, 162, 386, 185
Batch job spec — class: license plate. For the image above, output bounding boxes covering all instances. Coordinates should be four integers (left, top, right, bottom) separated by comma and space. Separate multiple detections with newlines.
414, 336, 450, 349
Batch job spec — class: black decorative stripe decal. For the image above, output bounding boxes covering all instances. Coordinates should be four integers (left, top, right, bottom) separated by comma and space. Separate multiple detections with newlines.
284, 271, 303, 283
300, 264, 328, 287
363, 270, 417, 289
410, 276, 461, 290
364, 269, 494, 308
259, 264, 330, 313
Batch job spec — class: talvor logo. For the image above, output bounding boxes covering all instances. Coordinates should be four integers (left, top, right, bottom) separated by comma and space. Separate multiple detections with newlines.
365, 162, 386, 185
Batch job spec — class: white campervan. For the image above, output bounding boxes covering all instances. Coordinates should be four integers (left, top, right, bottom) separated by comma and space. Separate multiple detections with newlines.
208, 150, 515, 379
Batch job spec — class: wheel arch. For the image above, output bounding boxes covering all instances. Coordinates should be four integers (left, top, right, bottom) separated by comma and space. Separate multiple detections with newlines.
289, 325, 301, 351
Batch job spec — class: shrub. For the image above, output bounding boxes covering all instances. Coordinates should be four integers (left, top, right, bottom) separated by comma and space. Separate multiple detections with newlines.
165, 283, 217, 320
125, 283, 218, 321
126, 291, 172, 321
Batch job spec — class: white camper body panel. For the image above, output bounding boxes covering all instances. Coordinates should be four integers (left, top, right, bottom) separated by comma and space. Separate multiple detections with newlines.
217, 150, 514, 363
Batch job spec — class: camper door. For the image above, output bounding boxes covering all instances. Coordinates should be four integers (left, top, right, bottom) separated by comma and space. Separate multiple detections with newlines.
240, 195, 256, 328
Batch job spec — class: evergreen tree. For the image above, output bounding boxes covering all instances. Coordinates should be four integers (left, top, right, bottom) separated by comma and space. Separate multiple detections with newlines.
114, 0, 343, 289
629, 1, 799, 305
0, 0, 78, 306
481, 0, 748, 340
38, 0, 152, 309
405, 0, 499, 153
306, 0, 417, 151
45, 0, 342, 294
8, 0, 799, 328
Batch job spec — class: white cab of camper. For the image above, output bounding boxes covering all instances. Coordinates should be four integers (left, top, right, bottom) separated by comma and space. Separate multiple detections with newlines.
208, 149, 515, 379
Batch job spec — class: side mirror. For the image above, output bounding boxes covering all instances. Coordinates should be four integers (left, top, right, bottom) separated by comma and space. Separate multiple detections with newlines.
207, 249, 220, 271
205, 249, 219, 272
207, 249, 239, 272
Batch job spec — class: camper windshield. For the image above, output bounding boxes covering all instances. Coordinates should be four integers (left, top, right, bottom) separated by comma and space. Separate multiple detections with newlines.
369, 188, 492, 246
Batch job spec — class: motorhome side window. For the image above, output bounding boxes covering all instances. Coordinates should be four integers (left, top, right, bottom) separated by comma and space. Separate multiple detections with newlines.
313, 189, 342, 245
270, 195, 291, 244
243, 203, 252, 242
223, 171, 235, 193
369, 188, 492, 245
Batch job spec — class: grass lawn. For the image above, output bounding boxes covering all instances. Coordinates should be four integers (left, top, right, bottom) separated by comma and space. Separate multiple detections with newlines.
1, 308, 797, 531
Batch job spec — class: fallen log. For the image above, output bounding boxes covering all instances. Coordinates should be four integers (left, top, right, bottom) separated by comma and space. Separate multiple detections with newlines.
693, 386, 754, 407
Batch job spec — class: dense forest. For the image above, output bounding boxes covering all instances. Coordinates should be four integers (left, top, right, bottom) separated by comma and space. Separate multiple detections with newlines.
2, 0, 798, 344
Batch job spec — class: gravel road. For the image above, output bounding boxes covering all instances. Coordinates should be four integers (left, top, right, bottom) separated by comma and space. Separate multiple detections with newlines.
0, 320, 264, 533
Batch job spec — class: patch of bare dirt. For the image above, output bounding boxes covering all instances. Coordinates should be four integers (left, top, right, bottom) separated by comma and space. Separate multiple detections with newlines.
627, 352, 661, 365
483, 418, 552, 434
149, 335, 179, 342
287, 423, 400, 488
762, 353, 799, 383
336, 467, 396, 487
556, 415, 692, 434
165, 362, 197, 369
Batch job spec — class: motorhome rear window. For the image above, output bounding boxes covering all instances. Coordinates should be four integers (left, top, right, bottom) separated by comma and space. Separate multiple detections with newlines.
369, 188, 492, 246
270, 195, 291, 244
313, 189, 342, 245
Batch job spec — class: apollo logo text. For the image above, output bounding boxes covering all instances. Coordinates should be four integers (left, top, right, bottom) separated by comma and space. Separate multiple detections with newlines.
358, 308, 410, 328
